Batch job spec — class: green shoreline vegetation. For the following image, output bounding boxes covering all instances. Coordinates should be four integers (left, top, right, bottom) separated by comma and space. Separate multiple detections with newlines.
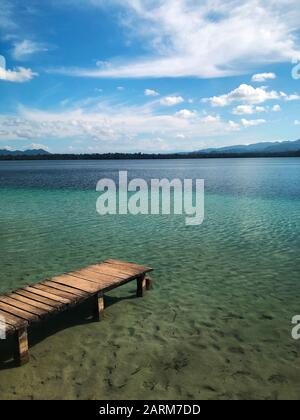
1, 151, 300, 160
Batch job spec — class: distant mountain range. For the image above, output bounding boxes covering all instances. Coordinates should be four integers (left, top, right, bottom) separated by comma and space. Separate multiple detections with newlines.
0, 139, 300, 159
0, 149, 50, 156
196, 139, 300, 154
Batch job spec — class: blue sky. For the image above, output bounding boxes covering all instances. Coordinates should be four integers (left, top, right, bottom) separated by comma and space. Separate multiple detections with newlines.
0, 0, 300, 153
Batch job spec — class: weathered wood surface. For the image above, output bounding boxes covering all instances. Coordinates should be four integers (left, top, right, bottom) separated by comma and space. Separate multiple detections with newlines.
0, 259, 153, 365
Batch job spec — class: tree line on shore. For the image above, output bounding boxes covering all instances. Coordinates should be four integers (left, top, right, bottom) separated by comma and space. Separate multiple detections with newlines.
1, 151, 300, 160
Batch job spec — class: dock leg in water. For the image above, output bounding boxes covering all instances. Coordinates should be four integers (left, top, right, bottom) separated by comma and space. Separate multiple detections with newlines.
136, 275, 147, 298
14, 327, 29, 366
146, 276, 152, 290
94, 292, 105, 321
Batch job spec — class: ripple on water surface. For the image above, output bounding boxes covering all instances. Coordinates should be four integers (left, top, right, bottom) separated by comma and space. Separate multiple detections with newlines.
0, 159, 300, 399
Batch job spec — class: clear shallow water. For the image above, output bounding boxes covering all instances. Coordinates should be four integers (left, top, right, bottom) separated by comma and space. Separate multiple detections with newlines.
0, 158, 299, 400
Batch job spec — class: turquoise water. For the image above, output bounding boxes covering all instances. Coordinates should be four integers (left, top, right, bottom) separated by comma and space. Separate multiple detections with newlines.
0, 158, 300, 400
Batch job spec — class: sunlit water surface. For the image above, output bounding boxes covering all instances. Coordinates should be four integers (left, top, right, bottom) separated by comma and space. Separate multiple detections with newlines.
0, 158, 299, 400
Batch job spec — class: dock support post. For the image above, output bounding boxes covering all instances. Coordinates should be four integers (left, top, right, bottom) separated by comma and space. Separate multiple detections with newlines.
94, 292, 105, 321
136, 275, 147, 298
14, 327, 29, 366
145, 276, 152, 290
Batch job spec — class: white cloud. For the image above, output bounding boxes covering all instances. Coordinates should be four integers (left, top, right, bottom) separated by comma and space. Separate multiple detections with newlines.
233, 104, 282, 114
0, 65, 38, 82
232, 105, 267, 115
11, 40, 48, 60
175, 109, 197, 119
241, 118, 267, 128
1, 145, 15, 151
27, 143, 49, 151
295, 120, 300, 125
256, 106, 267, 113
160, 96, 184, 106
228, 120, 240, 131
0, 99, 244, 152
283, 93, 300, 101
0, 54, 6, 69
117, 86, 125, 91
272, 104, 281, 112
206, 84, 280, 107
251, 73, 276, 82
56, 0, 300, 79
144, 89, 159, 97
201, 115, 220, 123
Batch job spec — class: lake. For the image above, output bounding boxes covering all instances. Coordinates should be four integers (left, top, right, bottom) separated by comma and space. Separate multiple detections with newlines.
0, 158, 300, 399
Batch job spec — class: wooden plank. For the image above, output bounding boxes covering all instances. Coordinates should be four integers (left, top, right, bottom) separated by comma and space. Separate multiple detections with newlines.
89, 264, 138, 279
14, 290, 63, 309
51, 275, 100, 294
14, 327, 29, 366
33, 284, 79, 301
105, 259, 153, 272
0, 309, 26, 330
10, 293, 56, 312
69, 269, 121, 285
0, 296, 46, 318
0, 310, 21, 336
100, 276, 138, 293
0, 301, 38, 322
0, 259, 153, 367
24, 286, 71, 305
108, 259, 153, 271
101, 262, 142, 275
71, 267, 122, 281
103, 262, 148, 277
84, 265, 128, 279
0, 318, 15, 336
43, 281, 88, 298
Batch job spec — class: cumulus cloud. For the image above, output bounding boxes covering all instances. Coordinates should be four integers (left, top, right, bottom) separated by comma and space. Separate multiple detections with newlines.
251, 73, 276, 82
55, 0, 300, 79
233, 104, 282, 114
144, 89, 159, 97
160, 96, 184, 106
11, 40, 48, 60
232, 105, 267, 115
0, 99, 242, 152
272, 104, 281, 112
240, 118, 267, 128
201, 115, 220, 123
175, 109, 197, 119
228, 120, 240, 131
205, 84, 280, 107
282, 93, 300, 101
0, 65, 38, 82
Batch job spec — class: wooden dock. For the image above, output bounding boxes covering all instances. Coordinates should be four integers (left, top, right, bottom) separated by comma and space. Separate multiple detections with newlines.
0, 259, 153, 366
